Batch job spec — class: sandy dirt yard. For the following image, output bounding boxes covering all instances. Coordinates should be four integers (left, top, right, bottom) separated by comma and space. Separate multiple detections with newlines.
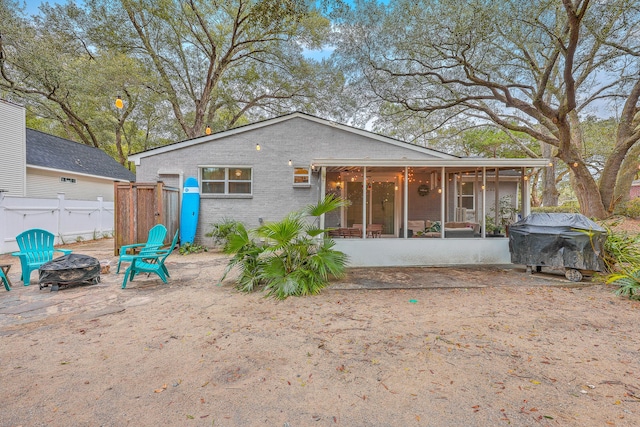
1, 234, 640, 427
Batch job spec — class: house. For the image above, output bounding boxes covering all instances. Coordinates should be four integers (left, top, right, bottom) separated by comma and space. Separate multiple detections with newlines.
0, 99, 135, 201
128, 112, 548, 266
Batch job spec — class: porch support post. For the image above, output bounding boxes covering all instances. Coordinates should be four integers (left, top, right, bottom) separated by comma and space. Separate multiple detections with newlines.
362, 167, 367, 239
482, 167, 487, 238
522, 167, 530, 218
494, 168, 500, 227
320, 167, 326, 231
440, 167, 445, 238
403, 166, 408, 238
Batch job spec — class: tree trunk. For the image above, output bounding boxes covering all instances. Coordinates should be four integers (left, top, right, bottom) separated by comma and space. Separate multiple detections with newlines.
613, 143, 640, 209
569, 162, 608, 218
541, 143, 559, 206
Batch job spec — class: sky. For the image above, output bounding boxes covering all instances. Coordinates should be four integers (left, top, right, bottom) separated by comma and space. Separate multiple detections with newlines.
24, 0, 65, 16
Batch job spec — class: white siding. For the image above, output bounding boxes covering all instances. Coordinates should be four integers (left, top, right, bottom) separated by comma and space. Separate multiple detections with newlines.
0, 100, 26, 196
26, 167, 116, 201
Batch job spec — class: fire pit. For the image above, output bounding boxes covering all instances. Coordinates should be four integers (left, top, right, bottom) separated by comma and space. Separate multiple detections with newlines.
39, 254, 101, 291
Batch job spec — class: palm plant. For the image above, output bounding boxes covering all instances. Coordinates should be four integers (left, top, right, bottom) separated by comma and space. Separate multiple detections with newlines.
219, 195, 349, 299
607, 268, 640, 300
599, 224, 640, 299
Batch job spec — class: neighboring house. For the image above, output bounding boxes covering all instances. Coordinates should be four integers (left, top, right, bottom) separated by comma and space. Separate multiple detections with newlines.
129, 112, 548, 266
25, 129, 135, 201
0, 99, 135, 201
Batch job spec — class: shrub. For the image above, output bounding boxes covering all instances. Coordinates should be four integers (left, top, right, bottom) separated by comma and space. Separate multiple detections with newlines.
219, 195, 349, 299
607, 269, 640, 300
601, 226, 640, 272
615, 198, 640, 218
600, 224, 640, 299
206, 218, 243, 248
179, 242, 208, 255
531, 202, 580, 214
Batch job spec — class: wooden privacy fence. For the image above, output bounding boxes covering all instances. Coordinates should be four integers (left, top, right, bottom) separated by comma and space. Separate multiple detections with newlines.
114, 182, 179, 255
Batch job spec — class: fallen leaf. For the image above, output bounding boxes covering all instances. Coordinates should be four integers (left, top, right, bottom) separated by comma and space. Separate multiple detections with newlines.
530, 380, 541, 385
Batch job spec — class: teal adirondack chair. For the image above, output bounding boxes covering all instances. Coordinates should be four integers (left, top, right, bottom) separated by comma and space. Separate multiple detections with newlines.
1, 269, 10, 291
116, 224, 168, 273
121, 230, 179, 289
12, 229, 72, 286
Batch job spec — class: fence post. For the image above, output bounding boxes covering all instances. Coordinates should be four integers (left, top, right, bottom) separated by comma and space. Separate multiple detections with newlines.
97, 196, 104, 236
0, 191, 6, 253
56, 193, 65, 244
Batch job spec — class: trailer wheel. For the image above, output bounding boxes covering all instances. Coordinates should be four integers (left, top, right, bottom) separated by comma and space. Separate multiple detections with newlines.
565, 269, 583, 282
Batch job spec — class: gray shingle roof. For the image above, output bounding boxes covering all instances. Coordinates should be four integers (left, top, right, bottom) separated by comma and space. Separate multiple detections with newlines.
26, 129, 135, 182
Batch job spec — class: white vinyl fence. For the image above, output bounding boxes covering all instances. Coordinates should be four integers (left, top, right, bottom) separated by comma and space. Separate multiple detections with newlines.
0, 192, 114, 254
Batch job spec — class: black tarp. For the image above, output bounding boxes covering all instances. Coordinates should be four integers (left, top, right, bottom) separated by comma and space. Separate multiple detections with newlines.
39, 254, 101, 289
508, 213, 606, 272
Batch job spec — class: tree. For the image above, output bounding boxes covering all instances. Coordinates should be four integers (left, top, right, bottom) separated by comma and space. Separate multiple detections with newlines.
0, 1, 164, 165
85, 0, 333, 138
333, 0, 640, 218
1, 0, 339, 164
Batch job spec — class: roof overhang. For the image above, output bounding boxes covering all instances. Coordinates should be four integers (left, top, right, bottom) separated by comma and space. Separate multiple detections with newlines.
312, 158, 551, 168
27, 165, 133, 182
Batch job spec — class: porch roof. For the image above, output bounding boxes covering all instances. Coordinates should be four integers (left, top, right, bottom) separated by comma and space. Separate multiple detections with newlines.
313, 158, 551, 168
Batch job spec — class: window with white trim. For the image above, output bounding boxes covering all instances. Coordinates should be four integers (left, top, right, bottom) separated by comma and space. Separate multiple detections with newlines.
460, 182, 474, 209
293, 167, 310, 187
201, 167, 252, 195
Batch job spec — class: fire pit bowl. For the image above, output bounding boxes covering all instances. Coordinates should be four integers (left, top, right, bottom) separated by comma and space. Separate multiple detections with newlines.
39, 254, 101, 291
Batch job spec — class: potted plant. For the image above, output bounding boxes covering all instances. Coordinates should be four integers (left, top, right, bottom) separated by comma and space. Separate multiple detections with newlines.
486, 197, 518, 236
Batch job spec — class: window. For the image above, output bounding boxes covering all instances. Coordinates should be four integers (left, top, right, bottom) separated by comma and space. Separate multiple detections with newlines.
201, 167, 252, 195
460, 182, 474, 209
293, 167, 310, 187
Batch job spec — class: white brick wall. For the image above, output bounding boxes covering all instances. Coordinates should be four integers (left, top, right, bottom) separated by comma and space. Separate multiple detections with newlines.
136, 117, 438, 241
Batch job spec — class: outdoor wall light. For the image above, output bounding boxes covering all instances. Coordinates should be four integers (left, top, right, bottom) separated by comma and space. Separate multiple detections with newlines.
288, 159, 292, 166
256, 143, 261, 151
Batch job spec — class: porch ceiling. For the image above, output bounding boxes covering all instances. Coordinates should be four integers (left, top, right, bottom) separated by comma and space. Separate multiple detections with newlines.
316, 158, 551, 169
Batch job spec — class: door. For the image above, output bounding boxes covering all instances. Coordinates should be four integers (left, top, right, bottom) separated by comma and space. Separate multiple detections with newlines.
344, 180, 396, 235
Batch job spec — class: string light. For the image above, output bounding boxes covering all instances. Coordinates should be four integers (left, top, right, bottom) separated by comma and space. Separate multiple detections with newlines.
205, 125, 211, 135
115, 96, 123, 109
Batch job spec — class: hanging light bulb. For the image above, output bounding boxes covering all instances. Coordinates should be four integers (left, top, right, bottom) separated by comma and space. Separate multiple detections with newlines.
256, 143, 261, 151
115, 96, 124, 109
205, 125, 211, 135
